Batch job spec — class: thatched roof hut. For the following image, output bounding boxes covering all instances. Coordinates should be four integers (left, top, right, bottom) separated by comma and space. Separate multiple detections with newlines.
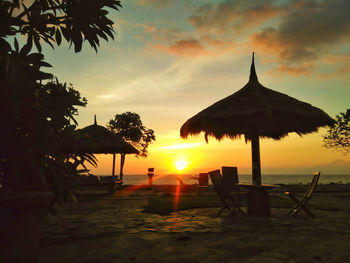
180, 53, 334, 185
75, 116, 138, 178
76, 118, 138, 155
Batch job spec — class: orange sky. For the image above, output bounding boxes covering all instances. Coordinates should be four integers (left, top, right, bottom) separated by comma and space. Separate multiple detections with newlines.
84, 130, 349, 175
43, 0, 350, 175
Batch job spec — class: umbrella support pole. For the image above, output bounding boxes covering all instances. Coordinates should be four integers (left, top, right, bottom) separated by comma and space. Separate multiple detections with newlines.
251, 135, 261, 185
112, 153, 116, 180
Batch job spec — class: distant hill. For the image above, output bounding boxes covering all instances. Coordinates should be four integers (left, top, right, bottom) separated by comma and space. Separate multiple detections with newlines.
258, 159, 350, 175
318, 159, 350, 174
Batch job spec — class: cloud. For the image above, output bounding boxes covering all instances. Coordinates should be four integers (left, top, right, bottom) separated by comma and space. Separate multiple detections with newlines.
336, 64, 350, 74
324, 54, 350, 75
133, 23, 156, 33
167, 39, 210, 56
146, 30, 238, 57
137, 0, 173, 9
251, 0, 350, 64
183, 0, 350, 75
314, 54, 350, 78
188, 0, 282, 35
129, 0, 350, 76
133, 1, 283, 57
268, 62, 314, 76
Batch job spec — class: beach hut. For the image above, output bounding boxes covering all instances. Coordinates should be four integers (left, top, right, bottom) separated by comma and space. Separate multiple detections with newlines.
180, 53, 334, 185
76, 116, 139, 179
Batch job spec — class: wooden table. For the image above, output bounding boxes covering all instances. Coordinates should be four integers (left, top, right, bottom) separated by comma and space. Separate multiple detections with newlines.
237, 183, 278, 215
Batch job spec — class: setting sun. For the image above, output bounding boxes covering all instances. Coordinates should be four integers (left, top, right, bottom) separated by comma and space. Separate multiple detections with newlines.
175, 160, 188, 171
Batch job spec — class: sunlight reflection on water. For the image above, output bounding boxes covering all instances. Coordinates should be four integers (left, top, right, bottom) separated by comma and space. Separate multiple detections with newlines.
100, 173, 350, 185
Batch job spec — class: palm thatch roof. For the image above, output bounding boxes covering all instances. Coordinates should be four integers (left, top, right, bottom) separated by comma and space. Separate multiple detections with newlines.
75, 118, 138, 155
180, 53, 335, 142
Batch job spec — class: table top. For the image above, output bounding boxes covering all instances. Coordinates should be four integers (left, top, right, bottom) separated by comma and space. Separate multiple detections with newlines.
237, 183, 278, 190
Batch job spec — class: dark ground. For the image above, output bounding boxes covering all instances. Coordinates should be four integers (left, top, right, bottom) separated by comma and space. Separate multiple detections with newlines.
38, 184, 350, 263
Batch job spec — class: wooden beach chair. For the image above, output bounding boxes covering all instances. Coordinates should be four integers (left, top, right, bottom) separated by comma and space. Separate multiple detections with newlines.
222, 166, 246, 213
284, 172, 321, 216
222, 166, 239, 185
209, 169, 245, 216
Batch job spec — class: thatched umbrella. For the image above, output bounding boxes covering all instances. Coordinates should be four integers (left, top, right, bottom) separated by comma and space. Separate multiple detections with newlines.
76, 116, 138, 178
180, 53, 334, 185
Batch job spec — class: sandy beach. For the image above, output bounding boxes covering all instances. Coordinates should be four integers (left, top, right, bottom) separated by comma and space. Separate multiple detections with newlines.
38, 184, 350, 263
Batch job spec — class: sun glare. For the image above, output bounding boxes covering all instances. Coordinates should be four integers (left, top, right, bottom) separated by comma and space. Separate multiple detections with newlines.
175, 160, 188, 171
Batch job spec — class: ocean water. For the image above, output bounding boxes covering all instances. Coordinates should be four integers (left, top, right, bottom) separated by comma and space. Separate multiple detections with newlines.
100, 173, 350, 185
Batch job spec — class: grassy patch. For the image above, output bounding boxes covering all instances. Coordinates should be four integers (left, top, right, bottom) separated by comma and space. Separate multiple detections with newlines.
143, 195, 222, 214
143, 193, 334, 214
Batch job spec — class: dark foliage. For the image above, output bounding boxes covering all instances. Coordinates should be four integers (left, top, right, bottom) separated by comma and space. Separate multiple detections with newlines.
107, 112, 155, 178
0, 0, 122, 53
0, 0, 121, 202
107, 112, 156, 157
323, 109, 350, 154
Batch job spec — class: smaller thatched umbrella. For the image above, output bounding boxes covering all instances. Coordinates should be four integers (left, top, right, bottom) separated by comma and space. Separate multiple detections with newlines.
76, 116, 138, 178
180, 53, 334, 185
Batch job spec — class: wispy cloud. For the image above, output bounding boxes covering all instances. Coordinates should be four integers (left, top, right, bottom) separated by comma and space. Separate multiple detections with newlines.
156, 38, 210, 56
136, 0, 350, 76
136, 0, 173, 9
188, 0, 282, 35
267, 62, 314, 76
84, 56, 212, 114
250, 0, 350, 74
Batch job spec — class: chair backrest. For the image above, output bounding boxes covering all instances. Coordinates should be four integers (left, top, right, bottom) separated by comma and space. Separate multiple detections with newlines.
304, 172, 321, 199
198, 173, 209, 186
208, 170, 222, 192
222, 166, 239, 185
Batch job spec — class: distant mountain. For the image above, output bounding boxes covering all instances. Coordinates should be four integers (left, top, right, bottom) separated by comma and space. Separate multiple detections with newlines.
326, 159, 350, 166
318, 159, 350, 174
259, 159, 350, 175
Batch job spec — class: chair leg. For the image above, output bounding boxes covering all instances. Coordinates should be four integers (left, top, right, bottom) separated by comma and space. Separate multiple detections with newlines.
221, 198, 232, 210
230, 206, 246, 216
216, 198, 231, 216
217, 195, 246, 216
288, 203, 301, 215
300, 201, 314, 216
288, 207, 301, 216
238, 207, 246, 215
230, 195, 246, 216
217, 206, 225, 216
287, 194, 314, 216
301, 207, 314, 216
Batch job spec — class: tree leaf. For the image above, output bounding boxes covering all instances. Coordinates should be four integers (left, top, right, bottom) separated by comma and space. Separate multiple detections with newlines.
34, 35, 42, 53
14, 38, 19, 52
0, 38, 11, 51
19, 43, 31, 56
27, 53, 44, 62
38, 61, 52, 68
55, 28, 62, 45
73, 32, 83, 53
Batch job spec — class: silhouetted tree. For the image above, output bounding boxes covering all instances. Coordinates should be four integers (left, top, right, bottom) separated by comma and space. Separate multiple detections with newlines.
37, 79, 98, 202
107, 112, 156, 180
0, 0, 122, 53
0, 0, 121, 201
323, 109, 350, 154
